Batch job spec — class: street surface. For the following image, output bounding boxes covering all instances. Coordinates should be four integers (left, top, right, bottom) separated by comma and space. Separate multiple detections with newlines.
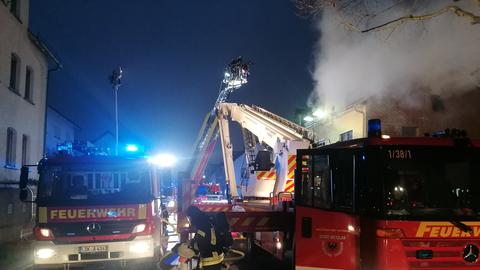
0, 241, 288, 270
0, 213, 289, 270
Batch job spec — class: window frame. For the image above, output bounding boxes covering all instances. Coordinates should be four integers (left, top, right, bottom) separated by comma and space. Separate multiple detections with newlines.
9, 53, 20, 93
401, 126, 418, 137
21, 134, 29, 166
296, 148, 358, 214
9, 0, 21, 21
331, 150, 355, 212
6, 127, 17, 168
24, 66, 33, 103
340, 130, 353, 142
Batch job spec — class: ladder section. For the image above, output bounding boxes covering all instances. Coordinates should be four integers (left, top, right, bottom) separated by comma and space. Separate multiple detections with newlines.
224, 103, 308, 148
249, 104, 317, 142
241, 128, 258, 167
240, 128, 258, 194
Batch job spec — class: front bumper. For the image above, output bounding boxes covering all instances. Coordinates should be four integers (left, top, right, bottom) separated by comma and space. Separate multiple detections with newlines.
33, 235, 154, 265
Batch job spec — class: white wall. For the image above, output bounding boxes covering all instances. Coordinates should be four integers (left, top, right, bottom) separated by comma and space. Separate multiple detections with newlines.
312, 104, 367, 144
45, 107, 78, 157
0, 0, 47, 244
0, 0, 48, 182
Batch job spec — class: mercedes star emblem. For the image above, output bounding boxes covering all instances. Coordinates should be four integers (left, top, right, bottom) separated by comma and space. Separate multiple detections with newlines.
86, 222, 101, 234
463, 244, 479, 263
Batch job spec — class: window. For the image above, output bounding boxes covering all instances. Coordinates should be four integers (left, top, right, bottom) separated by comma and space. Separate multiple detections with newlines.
297, 153, 332, 208
332, 152, 354, 210
10, 0, 19, 18
9, 54, 20, 91
313, 155, 331, 208
402, 127, 418, 137
6, 127, 17, 167
21, 134, 29, 165
24, 66, 33, 102
431, 95, 445, 112
340, 130, 353, 142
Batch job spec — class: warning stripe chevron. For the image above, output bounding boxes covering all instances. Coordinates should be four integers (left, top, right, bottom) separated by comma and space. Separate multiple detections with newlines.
195, 203, 266, 212
181, 207, 293, 232
287, 154, 296, 180
284, 180, 294, 193
226, 211, 293, 232
255, 169, 276, 180
285, 154, 296, 192
196, 205, 231, 212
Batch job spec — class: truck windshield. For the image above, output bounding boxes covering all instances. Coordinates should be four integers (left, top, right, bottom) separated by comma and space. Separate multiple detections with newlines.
37, 165, 152, 206
382, 146, 480, 220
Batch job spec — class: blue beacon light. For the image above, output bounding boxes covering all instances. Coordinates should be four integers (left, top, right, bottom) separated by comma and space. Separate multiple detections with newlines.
367, 119, 382, 138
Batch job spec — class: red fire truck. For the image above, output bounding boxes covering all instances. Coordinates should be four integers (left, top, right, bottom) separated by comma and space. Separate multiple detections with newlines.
295, 123, 480, 269
19, 156, 164, 269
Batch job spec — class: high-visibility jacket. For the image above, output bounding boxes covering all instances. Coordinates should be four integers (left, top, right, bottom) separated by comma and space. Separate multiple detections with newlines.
193, 225, 225, 267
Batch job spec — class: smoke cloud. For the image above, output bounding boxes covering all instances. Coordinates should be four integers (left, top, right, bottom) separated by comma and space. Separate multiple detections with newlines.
310, 1, 480, 110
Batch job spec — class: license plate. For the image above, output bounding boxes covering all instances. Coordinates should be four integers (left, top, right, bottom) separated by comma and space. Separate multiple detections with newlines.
79, 245, 108, 253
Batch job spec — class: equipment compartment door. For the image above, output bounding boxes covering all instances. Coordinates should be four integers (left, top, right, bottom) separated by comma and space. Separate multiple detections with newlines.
296, 206, 359, 270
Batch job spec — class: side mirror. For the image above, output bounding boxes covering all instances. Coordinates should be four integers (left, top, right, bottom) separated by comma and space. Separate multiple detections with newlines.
20, 166, 29, 189
19, 189, 29, 202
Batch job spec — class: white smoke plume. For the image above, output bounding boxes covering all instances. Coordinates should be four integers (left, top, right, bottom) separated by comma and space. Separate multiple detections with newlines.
310, 0, 480, 110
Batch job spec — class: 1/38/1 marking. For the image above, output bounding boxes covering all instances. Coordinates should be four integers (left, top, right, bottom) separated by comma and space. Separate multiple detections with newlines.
388, 149, 412, 159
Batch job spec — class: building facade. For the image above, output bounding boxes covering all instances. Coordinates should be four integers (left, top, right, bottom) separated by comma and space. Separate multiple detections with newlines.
0, 0, 49, 243
309, 89, 480, 144
45, 106, 80, 157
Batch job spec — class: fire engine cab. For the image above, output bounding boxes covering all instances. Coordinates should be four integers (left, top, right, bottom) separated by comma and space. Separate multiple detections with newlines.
19, 155, 164, 270
295, 120, 480, 270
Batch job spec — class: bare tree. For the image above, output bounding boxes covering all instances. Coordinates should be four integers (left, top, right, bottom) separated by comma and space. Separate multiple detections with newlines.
295, 0, 480, 33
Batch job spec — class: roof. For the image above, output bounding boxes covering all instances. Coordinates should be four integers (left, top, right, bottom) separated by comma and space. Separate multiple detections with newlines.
28, 31, 62, 69
92, 131, 115, 143
48, 106, 81, 130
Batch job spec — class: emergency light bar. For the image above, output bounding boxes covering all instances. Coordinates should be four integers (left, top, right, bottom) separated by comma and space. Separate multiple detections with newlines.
368, 119, 382, 138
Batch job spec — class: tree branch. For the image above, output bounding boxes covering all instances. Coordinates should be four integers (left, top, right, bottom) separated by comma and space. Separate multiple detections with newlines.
356, 5, 480, 33
295, 1, 480, 32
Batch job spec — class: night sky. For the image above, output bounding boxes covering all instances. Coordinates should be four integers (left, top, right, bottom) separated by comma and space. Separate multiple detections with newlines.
29, 0, 316, 164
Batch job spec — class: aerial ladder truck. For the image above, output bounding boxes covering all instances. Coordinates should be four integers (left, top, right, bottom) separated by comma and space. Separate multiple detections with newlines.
177, 58, 316, 261
217, 102, 315, 201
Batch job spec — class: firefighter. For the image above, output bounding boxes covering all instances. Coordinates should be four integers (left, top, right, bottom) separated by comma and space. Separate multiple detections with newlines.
161, 202, 169, 236
186, 206, 226, 270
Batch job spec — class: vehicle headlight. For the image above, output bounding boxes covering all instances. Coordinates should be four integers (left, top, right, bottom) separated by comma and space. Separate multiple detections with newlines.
36, 248, 56, 259
129, 241, 151, 254
132, 223, 146, 233
40, 228, 52, 238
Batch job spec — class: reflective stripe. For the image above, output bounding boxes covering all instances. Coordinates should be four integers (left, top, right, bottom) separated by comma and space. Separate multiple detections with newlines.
201, 252, 224, 266
197, 230, 206, 237
38, 207, 47, 223
138, 204, 147, 219
210, 227, 216, 245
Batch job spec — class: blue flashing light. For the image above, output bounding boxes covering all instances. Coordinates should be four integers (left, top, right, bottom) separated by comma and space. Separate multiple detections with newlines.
126, 144, 139, 152
57, 142, 73, 152
368, 119, 382, 137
